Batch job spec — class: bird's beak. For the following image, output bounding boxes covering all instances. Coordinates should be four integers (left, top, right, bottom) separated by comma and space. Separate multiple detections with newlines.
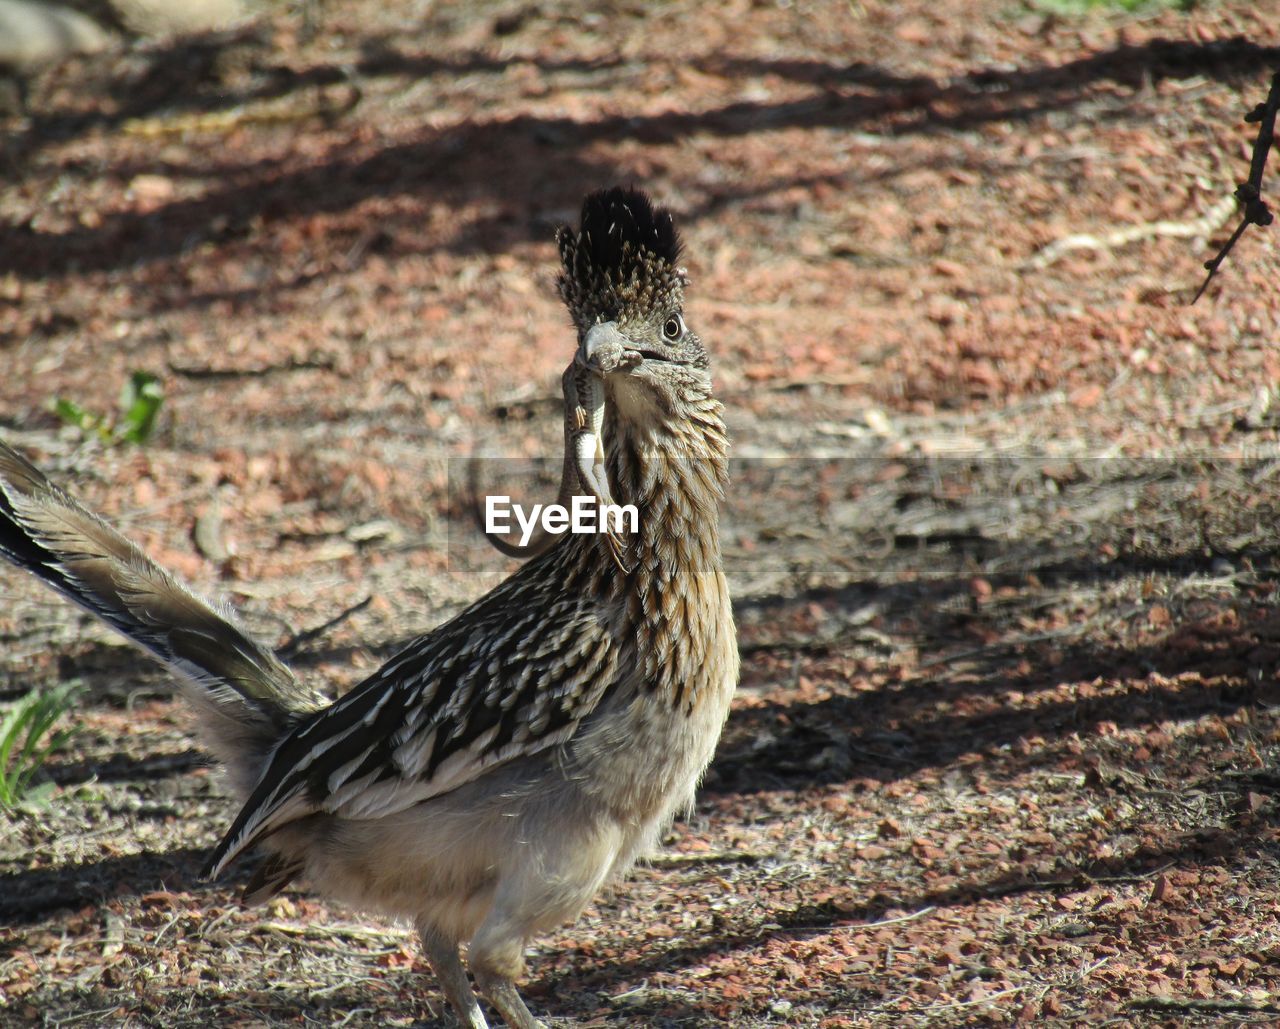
578, 321, 630, 377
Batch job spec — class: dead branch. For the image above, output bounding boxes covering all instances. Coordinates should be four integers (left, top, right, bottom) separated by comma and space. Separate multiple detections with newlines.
1025, 193, 1237, 271
1195, 70, 1280, 303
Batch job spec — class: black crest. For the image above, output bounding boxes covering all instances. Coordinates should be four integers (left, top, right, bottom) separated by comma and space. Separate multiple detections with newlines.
557, 187, 686, 325
576, 187, 682, 272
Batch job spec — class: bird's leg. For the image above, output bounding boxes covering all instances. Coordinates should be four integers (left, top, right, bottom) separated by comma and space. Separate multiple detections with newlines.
472, 972, 545, 1029
466, 909, 547, 1029
419, 923, 489, 1029
470, 963, 546, 1029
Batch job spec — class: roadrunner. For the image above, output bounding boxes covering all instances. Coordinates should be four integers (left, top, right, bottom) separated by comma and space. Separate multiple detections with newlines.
0, 187, 738, 1028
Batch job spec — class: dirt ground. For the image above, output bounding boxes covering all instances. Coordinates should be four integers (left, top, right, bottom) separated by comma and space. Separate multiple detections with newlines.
3, 0, 1280, 1025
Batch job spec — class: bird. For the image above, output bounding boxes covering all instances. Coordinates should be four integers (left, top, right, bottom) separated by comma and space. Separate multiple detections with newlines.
0, 186, 738, 1028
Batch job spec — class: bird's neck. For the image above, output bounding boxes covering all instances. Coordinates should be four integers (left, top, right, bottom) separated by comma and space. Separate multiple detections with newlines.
609, 393, 729, 563
604, 392, 732, 710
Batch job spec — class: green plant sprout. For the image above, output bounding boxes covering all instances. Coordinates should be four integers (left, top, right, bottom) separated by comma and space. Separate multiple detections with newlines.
53, 371, 165, 445
0, 682, 80, 813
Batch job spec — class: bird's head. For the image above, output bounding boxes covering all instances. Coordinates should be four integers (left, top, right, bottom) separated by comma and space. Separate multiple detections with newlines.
473, 187, 724, 566
557, 187, 711, 421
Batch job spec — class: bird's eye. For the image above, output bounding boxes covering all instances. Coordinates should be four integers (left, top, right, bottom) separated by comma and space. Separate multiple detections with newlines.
662, 315, 684, 341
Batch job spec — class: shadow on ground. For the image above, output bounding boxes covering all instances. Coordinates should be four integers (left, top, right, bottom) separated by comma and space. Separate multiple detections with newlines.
3, 33, 1276, 291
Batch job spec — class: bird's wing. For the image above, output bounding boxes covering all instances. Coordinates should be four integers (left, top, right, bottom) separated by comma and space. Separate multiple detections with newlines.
203, 573, 619, 879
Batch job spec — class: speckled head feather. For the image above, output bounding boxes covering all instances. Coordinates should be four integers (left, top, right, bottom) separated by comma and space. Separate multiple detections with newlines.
557, 187, 687, 327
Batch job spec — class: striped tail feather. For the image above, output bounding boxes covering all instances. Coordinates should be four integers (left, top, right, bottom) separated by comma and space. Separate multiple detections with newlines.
0, 438, 324, 792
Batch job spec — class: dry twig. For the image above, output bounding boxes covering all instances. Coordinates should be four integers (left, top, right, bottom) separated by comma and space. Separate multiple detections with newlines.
1025, 193, 1237, 270
1195, 70, 1280, 302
